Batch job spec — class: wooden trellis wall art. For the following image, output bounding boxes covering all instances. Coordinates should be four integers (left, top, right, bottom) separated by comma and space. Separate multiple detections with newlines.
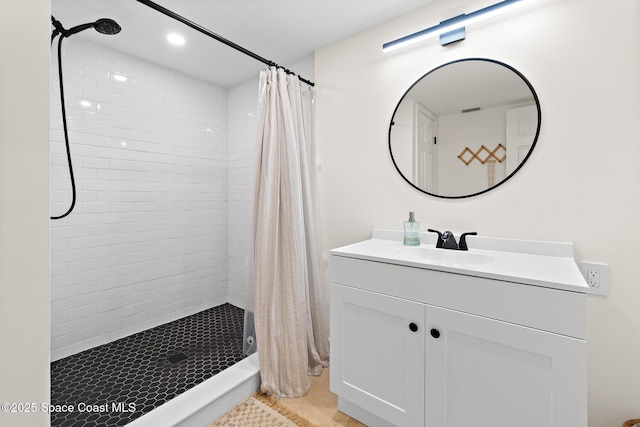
457, 143, 506, 166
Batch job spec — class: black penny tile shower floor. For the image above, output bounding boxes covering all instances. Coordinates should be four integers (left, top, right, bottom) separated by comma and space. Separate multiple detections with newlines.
50, 303, 245, 426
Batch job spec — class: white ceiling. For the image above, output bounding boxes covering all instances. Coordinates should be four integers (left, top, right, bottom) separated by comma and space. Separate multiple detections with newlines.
52, 0, 435, 87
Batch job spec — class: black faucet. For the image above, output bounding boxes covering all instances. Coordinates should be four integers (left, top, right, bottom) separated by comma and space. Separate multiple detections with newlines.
427, 229, 477, 251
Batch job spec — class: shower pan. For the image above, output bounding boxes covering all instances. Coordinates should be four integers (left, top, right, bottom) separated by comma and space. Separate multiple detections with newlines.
50, 303, 249, 426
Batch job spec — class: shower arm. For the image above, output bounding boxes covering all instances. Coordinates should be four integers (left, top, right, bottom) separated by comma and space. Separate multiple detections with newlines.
51, 16, 92, 40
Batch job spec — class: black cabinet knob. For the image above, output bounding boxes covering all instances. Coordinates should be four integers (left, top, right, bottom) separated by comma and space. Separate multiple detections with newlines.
430, 328, 440, 338
409, 322, 418, 332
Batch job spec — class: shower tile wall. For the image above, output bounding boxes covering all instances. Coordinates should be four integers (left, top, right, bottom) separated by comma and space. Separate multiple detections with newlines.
226, 80, 258, 308
50, 39, 229, 361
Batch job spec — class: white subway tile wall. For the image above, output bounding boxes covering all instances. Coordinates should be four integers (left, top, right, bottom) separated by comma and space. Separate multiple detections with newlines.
50, 38, 230, 361
50, 37, 313, 361
226, 79, 258, 308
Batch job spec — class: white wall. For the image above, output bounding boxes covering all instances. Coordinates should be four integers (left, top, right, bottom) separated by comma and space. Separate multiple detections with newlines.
50, 39, 230, 360
0, 1, 50, 426
315, 0, 640, 425
389, 98, 413, 178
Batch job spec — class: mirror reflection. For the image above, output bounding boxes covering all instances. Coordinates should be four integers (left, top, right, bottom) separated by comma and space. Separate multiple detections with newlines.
389, 58, 540, 198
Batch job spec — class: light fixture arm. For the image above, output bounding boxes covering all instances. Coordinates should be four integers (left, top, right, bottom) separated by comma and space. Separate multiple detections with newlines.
383, 0, 529, 51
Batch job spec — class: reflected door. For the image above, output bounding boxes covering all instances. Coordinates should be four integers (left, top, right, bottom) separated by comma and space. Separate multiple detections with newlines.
506, 104, 538, 175
415, 104, 437, 192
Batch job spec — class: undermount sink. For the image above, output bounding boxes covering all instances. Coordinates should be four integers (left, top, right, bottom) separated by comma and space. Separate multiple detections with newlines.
395, 245, 493, 267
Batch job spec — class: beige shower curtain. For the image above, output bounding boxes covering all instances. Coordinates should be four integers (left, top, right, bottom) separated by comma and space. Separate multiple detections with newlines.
247, 67, 329, 398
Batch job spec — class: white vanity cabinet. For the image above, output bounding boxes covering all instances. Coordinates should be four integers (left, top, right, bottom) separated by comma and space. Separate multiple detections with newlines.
330, 231, 588, 427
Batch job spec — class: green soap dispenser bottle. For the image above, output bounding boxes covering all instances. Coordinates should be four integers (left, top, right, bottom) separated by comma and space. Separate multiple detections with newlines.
403, 211, 420, 246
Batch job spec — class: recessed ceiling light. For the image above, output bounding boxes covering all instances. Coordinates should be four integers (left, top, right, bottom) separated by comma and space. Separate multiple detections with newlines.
80, 100, 91, 108
113, 74, 127, 82
167, 33, 185, 46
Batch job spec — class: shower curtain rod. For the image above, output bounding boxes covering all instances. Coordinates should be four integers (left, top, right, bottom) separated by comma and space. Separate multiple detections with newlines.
135, 0, 315, 87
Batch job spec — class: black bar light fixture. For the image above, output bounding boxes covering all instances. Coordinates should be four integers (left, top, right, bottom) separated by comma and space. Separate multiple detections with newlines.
383, 0, 533, 51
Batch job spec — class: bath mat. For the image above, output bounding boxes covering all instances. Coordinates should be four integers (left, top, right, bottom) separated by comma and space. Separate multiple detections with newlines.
209, 392, 316, 427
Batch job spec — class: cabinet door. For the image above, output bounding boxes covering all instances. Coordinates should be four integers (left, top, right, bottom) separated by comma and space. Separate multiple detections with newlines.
425, 305, 586, 427
331, 284, 426, 427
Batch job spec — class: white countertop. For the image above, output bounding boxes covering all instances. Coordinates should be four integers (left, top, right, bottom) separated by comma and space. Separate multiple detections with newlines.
330, 229, 589, 293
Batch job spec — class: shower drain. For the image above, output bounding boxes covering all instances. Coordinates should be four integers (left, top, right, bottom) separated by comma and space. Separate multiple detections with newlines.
166, 352, 188, 364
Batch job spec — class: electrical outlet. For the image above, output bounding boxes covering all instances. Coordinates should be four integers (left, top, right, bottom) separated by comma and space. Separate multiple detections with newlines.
587, 269, 599, 287
580, 262, 608, 296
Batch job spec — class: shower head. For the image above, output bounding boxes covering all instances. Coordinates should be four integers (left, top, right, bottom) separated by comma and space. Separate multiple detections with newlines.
93, 19, 121, 35
52, 17, 122, 38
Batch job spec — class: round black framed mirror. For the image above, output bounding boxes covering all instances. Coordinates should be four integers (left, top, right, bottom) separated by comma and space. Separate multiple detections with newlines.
389, 58, 541, 198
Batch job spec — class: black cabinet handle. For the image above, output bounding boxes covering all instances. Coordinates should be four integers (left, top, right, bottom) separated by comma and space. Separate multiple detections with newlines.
409, 322, 419, 332
430, 328, 440, 338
